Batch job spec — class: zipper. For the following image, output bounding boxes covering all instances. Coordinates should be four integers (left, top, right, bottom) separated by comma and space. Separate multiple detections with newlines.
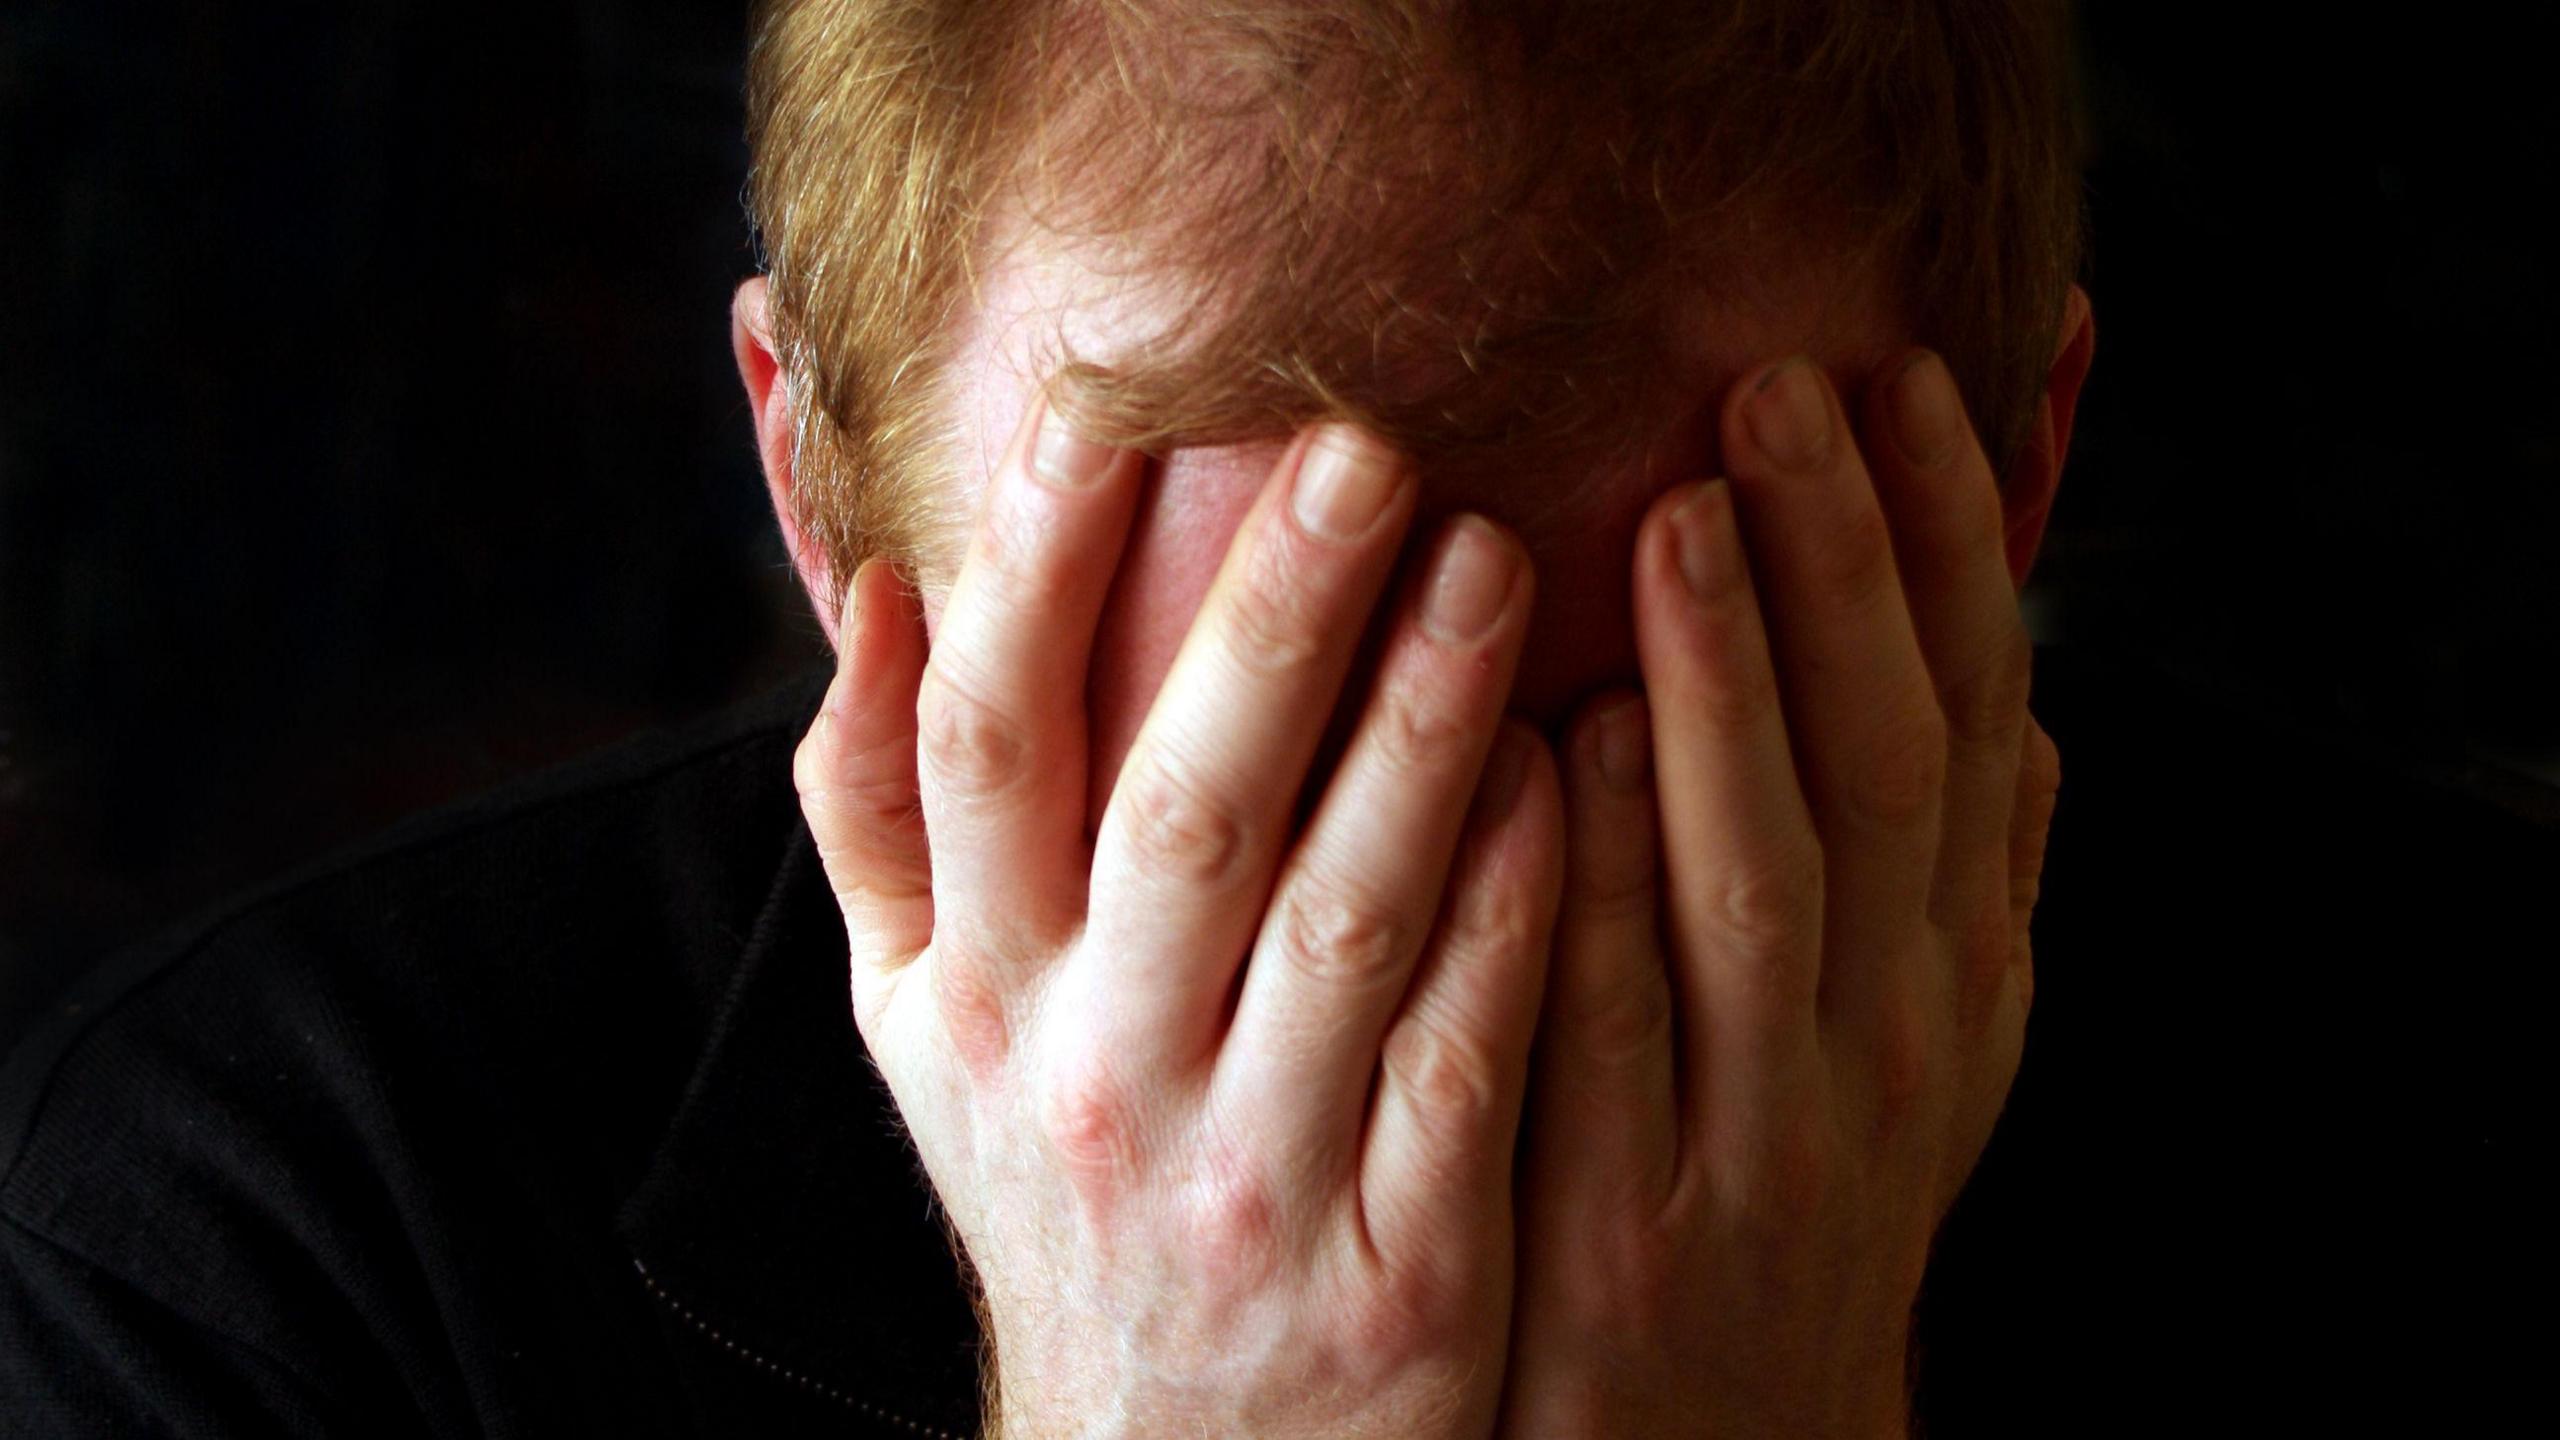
632, 1257, 969, 1439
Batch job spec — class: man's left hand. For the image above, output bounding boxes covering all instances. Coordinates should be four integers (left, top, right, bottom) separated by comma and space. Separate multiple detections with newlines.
1497, 351, 2063, 1438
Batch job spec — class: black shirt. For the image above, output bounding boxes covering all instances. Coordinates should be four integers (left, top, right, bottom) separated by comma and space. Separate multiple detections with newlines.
3, 651, 2548, 1435
2, 666, 982, 1438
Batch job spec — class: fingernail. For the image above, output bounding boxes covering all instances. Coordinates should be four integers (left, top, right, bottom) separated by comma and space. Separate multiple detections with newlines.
1889, 351, 1963, 469
1593, 697, 1650, 793
1421, 517, 1514, 644
1671, 480, 1733, 601
1031, 398, 1114, 489
1746, 358, 1832, 471
1292, 424, 1401, 540
1472, 726, 1534, 829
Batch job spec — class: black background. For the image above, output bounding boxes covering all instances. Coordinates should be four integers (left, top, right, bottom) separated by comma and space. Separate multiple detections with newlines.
3, 3, 2553, 1428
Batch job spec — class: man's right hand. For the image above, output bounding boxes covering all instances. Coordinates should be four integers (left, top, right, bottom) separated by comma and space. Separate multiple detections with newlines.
793, 387, 1563, 1438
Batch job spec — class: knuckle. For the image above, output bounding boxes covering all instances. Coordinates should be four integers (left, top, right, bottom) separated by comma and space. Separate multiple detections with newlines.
1579, 1211, 1683, 1333
792, 732, 930, 905
1179, 1153, 1287, 1293
1712, 1103, 1833, 1251
977, 500, 1085, 617
1706, 666, 1786, 739
931, 960, 1015, 1079
1948, 625, 2034, 750
1117, 759, 1249, 889
1848, 707, 1948, 828
795, 728, 919, 828
1447, 854, 1544, 958
1807, 499, 1902, 613
1380, 1015, 1505, 1139
914, 663, 1033, 801
1350, 1260, 1461, 1362
2022, 719, 2064, 799
1866, 1003, 1936, 1141
1753, 1114, 1833, 1237
1559, 960, 1674, 1072
1568, 850, 1658, 932
2012, 726, 2064, 893
2009, 862, 2046, 919
1682, 607, 1785, 733
1370, 683, 1472, 784
1218, 564, 1327, 681
1271, 884, 1410, 996
790, 726, 832, 803
1709, 836, 1825, 959
1038, 1052, 1146, 1196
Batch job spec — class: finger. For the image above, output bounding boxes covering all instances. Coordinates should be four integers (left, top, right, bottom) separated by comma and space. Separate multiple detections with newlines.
1719, 359, 1946, 1074
913, 386, 1142, 964
794, 558, 933, 1037
1081, 424, 1417, 1078
1940, 962, 2030, 1217
1632, 481, 1826, 1149
2008, 716, 2063, 986
1861, 349, 2035, 1041
1215, 514, 1533, 1168
1940, 716, 2059, 1215
1519, 690, 1680, 1223
1357, 721, 1563, 1279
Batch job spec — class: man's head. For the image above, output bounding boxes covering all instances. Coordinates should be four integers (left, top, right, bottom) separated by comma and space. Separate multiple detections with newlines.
730, 0, 2095, 813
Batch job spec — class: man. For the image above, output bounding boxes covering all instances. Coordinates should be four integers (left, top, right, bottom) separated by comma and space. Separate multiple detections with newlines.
2, 1, 2095, 1434
742, 3, 2087, 1428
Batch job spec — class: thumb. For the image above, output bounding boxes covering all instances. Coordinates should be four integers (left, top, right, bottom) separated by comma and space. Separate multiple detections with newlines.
793, 559, 936, 1035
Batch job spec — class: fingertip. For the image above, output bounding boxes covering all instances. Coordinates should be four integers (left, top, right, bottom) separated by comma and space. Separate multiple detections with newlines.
1560, 689, 1654, 814
1724, 354, 1839, 477
1553, 692, 1658, 897
1465, 720, 1536, 832
1512, 724, 1568, 890
810, 560, 928, 772
1874, 347, 1964, 471
1464, 720, 1566, 909
839, 555, 892, 649
815, 560, 879, 735
1638, 474, 1718, 547
1865, 350, 2006, 562
842, 559, 924, 675
1633, 480, 1751, 631
1591, 692, 1653, 796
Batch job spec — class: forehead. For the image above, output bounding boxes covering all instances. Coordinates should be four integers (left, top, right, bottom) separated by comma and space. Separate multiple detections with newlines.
939, 214, 1907, 546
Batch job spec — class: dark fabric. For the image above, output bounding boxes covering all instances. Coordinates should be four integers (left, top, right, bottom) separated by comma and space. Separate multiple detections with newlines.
1, 666, 979, 1439
1915, 645, 2554, 1432
2, 649, 2549, 1435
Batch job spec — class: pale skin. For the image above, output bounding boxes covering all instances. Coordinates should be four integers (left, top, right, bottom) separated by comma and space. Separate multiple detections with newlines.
732, 264, 2096, 1435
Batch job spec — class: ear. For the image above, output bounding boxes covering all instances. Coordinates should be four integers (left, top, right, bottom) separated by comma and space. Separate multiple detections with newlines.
1999, 281, 2096, 589
731, 276, 841, 648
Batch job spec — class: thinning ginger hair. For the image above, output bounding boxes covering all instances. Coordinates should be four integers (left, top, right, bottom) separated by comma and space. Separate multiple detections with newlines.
745, 0, 2087, 618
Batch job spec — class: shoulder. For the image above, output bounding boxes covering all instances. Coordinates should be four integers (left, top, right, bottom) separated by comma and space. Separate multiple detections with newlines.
0, 665, 833, 1337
